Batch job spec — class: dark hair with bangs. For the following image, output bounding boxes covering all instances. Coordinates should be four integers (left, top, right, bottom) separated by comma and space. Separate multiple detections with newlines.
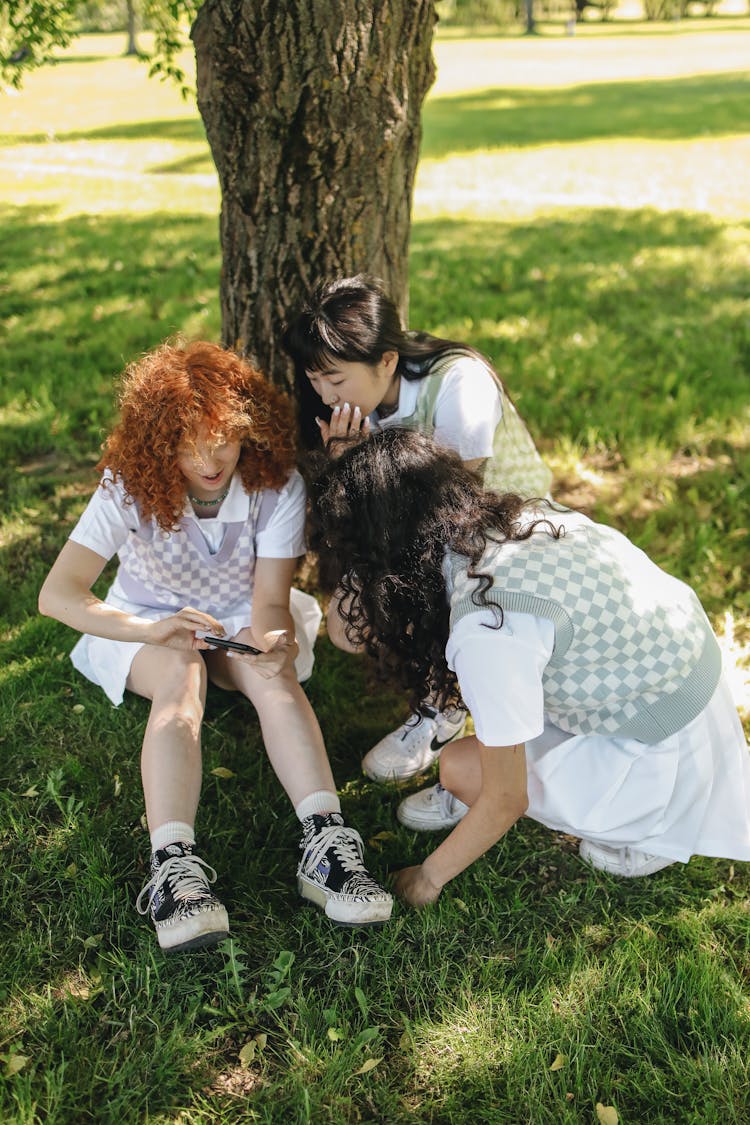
283, 274, 494, 448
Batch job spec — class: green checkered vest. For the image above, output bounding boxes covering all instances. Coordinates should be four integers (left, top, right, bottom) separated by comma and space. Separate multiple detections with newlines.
401, 353, 553, 499
447, 511, 722, 744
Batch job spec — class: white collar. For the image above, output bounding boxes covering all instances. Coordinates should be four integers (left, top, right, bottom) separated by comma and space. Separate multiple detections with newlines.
182, 471, 250, 524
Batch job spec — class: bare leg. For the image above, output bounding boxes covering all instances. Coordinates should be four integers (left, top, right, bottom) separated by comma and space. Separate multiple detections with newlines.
440, 736, 483, 807
206, 640, 336, 808
126, 646, 207, 832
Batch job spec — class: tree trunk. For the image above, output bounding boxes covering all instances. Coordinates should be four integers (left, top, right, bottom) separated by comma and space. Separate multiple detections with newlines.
191, 0, 437, 393
125, 0, 138, 56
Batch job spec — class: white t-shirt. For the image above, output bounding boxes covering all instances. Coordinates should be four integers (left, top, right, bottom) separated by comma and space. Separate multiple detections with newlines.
70, 469, 307, 564
446, 608, 555, 747
370, 355, 502, 462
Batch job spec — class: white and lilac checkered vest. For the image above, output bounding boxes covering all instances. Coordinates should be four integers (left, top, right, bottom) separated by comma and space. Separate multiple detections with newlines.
447, 510, 722, 744
115, 493, 263, 617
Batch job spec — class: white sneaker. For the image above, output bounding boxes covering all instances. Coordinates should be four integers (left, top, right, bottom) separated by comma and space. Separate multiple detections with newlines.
362, 708, 466, 782
397, 783, 469, 832
579, 839, 675, 878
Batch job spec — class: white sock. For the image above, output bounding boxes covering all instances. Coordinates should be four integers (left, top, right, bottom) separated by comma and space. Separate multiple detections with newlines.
150, 820, 195, 853
295, 790, 341, 822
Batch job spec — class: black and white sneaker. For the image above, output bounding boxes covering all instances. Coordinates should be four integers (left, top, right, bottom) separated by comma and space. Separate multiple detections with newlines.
297, 813, 393, 927
136, 842, 229, 952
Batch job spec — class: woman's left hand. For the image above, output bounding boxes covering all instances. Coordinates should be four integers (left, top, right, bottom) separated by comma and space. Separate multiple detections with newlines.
392, 865, 442, 908
229, 629, 298, 679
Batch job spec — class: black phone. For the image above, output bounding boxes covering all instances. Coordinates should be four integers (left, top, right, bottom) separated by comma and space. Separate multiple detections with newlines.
203, 635, 262, 655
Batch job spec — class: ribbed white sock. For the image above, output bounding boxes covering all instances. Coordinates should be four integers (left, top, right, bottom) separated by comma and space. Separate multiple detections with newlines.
294, 790, 341, 821
150, 820, 195, 853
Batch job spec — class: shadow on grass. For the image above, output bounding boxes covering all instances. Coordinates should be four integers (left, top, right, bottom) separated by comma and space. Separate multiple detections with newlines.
2, 202, 748, 623
2, 117, 207, 147
1, 622, 749, 1120
421, 71, 750, 157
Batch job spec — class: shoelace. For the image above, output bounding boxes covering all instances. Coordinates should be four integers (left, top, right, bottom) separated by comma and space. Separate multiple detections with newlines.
397, 712, 438, 745
433, 783, 466, 817
302, 823, 365, 876
136, 854, 218, 915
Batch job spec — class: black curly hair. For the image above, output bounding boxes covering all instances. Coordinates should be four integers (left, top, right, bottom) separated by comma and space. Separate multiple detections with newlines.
308, 429, 561, 715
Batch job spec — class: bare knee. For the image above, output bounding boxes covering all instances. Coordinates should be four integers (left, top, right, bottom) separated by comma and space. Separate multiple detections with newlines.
134, 648, 208, 710
326, 601, 364, 654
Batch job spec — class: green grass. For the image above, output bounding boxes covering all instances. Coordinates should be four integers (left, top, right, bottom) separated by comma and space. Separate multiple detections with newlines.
1, 25, 749, 1125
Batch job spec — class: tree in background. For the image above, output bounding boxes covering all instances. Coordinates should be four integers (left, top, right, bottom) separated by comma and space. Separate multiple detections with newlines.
1, 0, 437, 397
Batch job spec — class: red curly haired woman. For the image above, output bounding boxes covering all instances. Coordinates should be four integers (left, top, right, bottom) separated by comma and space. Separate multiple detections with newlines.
39, 341, 392, 952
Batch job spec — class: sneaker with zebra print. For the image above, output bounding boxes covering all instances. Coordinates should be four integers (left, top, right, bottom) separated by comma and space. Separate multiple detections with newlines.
136, 841, 229, 952
297, 813, 393, 926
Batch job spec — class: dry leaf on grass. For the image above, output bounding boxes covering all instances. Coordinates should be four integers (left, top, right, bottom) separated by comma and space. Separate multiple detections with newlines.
352, 1057, 381, 1076
596, 1103, 619, 1125
211, 767, 235, 779
549, 1053, 566, 1071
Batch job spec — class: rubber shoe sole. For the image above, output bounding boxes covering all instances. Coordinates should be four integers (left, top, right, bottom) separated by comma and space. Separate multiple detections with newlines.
579, 839, 674, 878
155, 904, 230, 952
297, 874, 393, 927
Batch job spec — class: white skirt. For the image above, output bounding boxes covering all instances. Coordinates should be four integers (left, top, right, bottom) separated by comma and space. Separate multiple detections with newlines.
71, 586, 323, 706
524, 672, 750, 863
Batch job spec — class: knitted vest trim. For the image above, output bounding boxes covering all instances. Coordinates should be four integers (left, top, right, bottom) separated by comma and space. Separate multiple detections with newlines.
399, 352, 553, 500
447, 527, 722, 745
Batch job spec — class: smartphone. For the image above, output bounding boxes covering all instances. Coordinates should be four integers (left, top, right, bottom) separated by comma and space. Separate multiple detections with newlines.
203, 635, 263, 655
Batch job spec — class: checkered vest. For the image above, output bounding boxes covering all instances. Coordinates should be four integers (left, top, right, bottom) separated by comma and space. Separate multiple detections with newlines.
447, 512, 722, 743
115, 493, 262, 617
401, 353, 553, 499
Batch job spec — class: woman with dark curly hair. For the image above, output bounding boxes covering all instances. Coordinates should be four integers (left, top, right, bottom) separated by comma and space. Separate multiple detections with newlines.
308, 429, 750, 907
284, 274, 553, 785
39, 341, 392, 951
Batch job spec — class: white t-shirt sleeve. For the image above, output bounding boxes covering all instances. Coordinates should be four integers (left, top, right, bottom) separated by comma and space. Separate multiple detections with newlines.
446, 608, 555, 746
432, 357, 503, 462
68, 475, 140, 560
255, 470, 307, 559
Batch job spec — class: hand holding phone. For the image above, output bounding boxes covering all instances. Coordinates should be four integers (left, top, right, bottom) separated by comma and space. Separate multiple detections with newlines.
203, 635, 263, 655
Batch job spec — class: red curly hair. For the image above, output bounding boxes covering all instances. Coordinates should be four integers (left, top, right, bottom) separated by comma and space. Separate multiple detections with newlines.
98, 340, 297, 531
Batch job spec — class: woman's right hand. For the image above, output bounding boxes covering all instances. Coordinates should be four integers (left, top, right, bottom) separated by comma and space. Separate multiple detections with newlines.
143, 607, 225, 651
317, 402, 371, 456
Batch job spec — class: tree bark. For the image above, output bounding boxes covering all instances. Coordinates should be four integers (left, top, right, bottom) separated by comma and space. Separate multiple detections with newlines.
125, 0, 138, 55
192, 0, 436, 393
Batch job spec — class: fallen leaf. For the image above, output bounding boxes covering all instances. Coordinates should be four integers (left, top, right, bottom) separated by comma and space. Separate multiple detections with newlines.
72, 704, 85, 714
454, 898, 469, 913
21, 787, 39, 798
65, 863, 78, 878
5, 1055, 30, 1075
239, 1041, 255, 1067
550, 1053, 566, 1071
352, 1057, 381, 1076
596, 1103, 619, 1125
113, 773, 122, 798
211, 767, 235, 779
327, 1027, 343, 1042
254, 1033, 267, 1050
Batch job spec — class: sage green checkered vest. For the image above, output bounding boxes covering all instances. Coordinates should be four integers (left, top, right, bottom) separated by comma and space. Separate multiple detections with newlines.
447, 511, 722, 744
401, 353, 553, 499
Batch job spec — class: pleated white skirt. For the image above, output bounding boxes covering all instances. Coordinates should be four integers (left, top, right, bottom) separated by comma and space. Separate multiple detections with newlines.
524, 672, 750, 863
